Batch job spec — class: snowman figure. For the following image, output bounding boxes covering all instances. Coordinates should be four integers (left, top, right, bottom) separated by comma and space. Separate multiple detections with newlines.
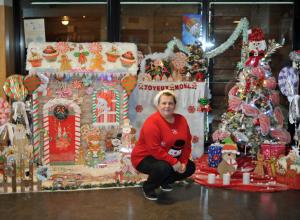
245, 28, 267, 67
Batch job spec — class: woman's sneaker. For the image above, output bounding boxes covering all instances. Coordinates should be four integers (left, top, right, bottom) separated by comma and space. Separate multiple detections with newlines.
143, 189, 158, 201
160, 184, 173, 192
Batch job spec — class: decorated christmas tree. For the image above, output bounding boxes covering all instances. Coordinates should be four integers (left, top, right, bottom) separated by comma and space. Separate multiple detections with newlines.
212, 28, 291, 154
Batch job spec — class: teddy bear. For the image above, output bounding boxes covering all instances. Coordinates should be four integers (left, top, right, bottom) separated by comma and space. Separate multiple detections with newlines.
217, 144, 239, 177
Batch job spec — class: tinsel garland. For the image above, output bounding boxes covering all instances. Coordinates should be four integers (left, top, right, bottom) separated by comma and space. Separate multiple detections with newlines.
205, 17, 249, 59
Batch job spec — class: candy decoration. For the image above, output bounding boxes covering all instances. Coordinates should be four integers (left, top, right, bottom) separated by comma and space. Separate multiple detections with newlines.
278, 67, 299, 99
3, 75, 28, 101
0, 98, 11, 126
123, 90, 129, 120
92, 92, 97, 124
121, 74, 137, 96
88, 42, 102, 54
24, 74, 41, 94
56, 42, 70, 54
32, 91, 40, 162
72, 79, 83, 89
116, 91, 120, 125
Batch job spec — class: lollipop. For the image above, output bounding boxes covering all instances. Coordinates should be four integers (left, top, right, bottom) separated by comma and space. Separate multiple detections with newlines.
121, 74, 137, 96
3, 75, 28, 101
278, 67, 298, 99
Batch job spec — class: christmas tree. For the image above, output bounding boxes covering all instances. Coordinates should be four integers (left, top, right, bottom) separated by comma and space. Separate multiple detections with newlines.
212, 28, 291, 154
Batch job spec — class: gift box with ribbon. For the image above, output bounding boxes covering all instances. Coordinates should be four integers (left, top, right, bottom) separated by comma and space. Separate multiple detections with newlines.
260, 144, 286, 160
208, 143, 223, 168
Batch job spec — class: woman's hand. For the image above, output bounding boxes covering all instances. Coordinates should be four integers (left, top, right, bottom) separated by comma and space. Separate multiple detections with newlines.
178, 163, 186, 174
172, 161, 181, 172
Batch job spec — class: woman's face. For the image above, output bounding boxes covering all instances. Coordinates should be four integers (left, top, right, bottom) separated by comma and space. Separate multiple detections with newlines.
157, 95, 176, 119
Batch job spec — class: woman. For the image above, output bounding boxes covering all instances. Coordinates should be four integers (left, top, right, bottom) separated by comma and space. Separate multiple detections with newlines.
131, 90, 195, 201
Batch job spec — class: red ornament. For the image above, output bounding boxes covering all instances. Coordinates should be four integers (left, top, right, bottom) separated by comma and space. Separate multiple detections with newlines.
188, 105, 195, 113
192, 136, 199, 143
195, 72, 205, 82
135, 104, 143, 113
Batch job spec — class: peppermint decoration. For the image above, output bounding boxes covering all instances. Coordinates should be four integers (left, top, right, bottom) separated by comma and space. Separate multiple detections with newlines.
278, 66, 299, 99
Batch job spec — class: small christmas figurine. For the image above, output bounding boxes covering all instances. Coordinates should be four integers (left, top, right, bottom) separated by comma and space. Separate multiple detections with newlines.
245, 28, 266, 67
120, 119, 134, 153
253, 152, 265, 177
217, 140, 239, 176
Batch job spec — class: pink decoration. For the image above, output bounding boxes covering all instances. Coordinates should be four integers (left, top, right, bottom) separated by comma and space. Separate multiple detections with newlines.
259, 113, 270, 135
228, 86, 239, 96
228, 96, 242, 112
212, 129, 231, 142
251, 67, 265, 79
274, 107, 284, 127
241, 103, 260, 117
270, 129, 291, 143
0, 98, 11, 125
263, 77, 277, 90
188, 105, 195, 113
56, 88, 73, 98
56, 42, 70, 54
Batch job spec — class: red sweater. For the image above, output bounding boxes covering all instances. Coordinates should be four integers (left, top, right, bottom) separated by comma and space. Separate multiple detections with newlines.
131, 111, 192, 168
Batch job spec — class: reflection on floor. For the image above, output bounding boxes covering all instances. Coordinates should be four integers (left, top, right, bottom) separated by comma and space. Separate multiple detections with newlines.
0, 183, 299, 220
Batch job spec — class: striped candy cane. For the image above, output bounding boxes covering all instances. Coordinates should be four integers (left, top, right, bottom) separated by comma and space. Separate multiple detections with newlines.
32, 91, 40, 162
122, 90, 128, 121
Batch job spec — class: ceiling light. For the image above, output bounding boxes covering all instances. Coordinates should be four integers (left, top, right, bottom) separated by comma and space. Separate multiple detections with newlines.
61, 16, 69, 26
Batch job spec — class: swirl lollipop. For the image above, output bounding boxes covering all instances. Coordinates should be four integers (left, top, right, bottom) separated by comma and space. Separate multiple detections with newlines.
3, 75, 28, 101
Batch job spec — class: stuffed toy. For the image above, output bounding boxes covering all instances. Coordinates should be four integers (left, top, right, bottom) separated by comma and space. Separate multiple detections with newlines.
217, 143, 239, 176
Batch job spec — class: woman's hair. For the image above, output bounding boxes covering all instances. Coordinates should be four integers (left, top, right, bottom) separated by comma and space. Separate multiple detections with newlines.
153, 90, 177, 106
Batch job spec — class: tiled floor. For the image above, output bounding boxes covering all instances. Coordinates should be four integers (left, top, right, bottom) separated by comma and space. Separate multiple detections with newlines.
0, 183, 300, 220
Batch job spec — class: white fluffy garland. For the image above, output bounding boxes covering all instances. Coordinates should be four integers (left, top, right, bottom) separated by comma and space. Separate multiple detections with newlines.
205, 17, 249, 59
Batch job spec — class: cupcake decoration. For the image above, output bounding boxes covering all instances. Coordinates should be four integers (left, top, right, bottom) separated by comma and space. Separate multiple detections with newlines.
120, 51, 135, 67
28, 48, 42, 67
106, 46, 120, 62
42, 45, 59, 62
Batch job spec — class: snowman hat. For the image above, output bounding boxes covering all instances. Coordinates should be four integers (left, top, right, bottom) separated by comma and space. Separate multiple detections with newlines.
222, 144, 240, 155
248, 28, 265, 42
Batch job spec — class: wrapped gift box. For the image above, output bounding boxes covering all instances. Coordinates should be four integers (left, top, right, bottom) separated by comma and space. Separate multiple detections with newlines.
276, 174, 300, 190
208, 144, 222, 168
260, 144, 286, 160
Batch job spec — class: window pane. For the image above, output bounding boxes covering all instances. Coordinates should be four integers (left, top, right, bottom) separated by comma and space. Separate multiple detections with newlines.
120, 3, 201, 54
210, 4, 294, 132
23, 4, 107, 42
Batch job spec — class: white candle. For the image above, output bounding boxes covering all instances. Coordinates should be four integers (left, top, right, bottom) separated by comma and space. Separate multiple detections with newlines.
223, 173, 230, 185
243, 172, 250, 184
207, 173, 216, 184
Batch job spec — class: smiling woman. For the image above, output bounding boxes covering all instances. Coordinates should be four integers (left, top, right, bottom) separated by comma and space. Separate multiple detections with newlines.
131, 89, 195, 201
